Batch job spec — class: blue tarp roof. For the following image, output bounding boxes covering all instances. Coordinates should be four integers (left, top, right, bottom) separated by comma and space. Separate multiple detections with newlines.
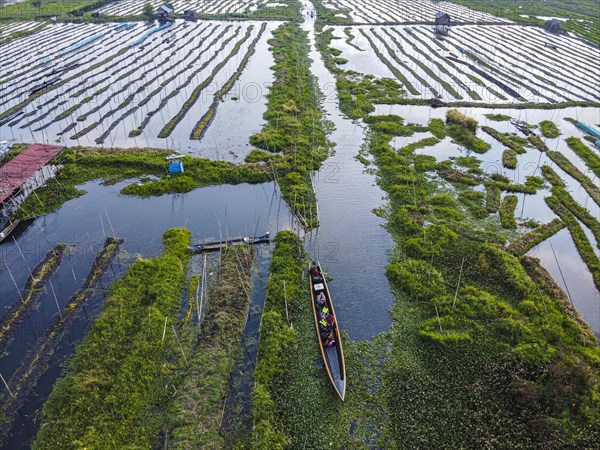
158, 5, 173, 13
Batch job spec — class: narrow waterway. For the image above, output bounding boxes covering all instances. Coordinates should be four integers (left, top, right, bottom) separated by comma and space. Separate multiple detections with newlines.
301, 1, 396, 341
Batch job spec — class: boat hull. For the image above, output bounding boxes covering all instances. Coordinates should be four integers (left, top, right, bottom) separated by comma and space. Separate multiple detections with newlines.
309, 262, 346, 400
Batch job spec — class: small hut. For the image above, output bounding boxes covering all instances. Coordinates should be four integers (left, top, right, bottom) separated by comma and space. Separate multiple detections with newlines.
183, 10, 198, 21
435, 11, 451, 35
543, 19, 562, 34
167, 154, 184, 174
156, 5, 174, 21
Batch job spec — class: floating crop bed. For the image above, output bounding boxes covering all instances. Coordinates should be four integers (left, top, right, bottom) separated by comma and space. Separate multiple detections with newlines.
0, 21, 45, 44
96, 0, 282, 16
0, 21, 277, 156
320, 0, 512, 24
327, 24, 600, 104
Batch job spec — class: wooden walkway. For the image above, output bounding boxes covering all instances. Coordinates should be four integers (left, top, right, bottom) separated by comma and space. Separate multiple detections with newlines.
0, 144, 64, 205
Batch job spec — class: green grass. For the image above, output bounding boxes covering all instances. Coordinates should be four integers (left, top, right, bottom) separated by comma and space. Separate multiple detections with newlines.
15, 147, 271, 219
502, 149, 518, 169
566, 136, 600, 178
540, 120, 561, 138
507, 218, 565, 256
248, 22, 332, 229
484, 113, 511, 122
33, 229, 192, 449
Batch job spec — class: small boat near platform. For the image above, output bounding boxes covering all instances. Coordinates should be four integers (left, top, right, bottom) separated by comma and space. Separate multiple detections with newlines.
309, 261, 346, 400
187, 232, 270, 252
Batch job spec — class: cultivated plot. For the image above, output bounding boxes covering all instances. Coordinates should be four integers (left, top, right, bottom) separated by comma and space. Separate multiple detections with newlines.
321, 0, 512, 24
0, 21, 277, 158
96, 0, 285, 16
330, 25, 600, 104
0, 21, 44, 42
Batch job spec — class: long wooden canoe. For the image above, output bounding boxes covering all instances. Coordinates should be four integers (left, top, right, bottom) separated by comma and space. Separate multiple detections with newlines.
0, 219, 20, 244
309, 261, 346, 400
187, 232, 270, 252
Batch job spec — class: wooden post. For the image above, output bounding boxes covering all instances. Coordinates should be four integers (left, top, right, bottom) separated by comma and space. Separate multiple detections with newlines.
172, 324, 188, 366
452, 256, 465, 309
434, 304, 443, 333
162, 316, 168, 341
49, 280, 63, 320
0, 372, 14, 398
283, 280, 289, 325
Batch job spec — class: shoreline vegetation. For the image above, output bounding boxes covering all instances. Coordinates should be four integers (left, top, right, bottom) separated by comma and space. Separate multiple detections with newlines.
14, 147, 272, 220
309, 17, 600, 446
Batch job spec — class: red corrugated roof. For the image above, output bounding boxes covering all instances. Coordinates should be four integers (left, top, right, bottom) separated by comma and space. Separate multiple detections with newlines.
0, 144, 64, 204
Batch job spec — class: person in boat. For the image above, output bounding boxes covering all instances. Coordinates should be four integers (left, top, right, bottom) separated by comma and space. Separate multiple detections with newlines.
321, 306, 329, 316
316, 291, 326, 306
325, 315, 335, 327
319, 317, 328, 329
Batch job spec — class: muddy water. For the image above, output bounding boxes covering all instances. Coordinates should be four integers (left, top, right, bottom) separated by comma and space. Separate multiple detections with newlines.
0, 180, 292, 449
301, 1, 395, 341
374, 103, 600, 334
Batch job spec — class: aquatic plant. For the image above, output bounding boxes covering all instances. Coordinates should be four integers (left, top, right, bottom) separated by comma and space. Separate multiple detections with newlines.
33, 229, 191, 448
507, 218, 565, 256
16, 148, 271, 219
0, 245, 66, 356
565, 137, 600, 178
540, 120, 561, 138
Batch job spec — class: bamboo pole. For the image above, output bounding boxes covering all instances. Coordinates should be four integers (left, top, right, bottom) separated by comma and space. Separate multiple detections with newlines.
0, 372, 14, 398
452, 256, 465, 309
172, 324, 188, 366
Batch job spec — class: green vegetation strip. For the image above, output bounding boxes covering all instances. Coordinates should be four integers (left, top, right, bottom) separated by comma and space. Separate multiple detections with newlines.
15, 148, 271, 219
446, 109, 491, 153
502, 149, 517, 169
343, 26, 362, 51
529, 136, 600, 206
566, 136, 600, 178
158, 26, 254, 139
543, 166, 600, 248
0, 22, 48, 46
485, 113, 511, 121
248, 22, 331, 229
33, 229, 191, 449
0, 245, 66, 356
500, 194, 518, 228
0, 238, 122, 439
482, 125, 529, 153
166, 245, 255, 448
507, 218, 565, 256
540, 120, 561, 138
190, 23, 267, 140
545, 196, 600, 290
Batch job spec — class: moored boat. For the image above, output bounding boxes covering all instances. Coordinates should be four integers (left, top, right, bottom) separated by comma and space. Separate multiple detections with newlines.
309, 261, 346, 400
187, 232, 270, 252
